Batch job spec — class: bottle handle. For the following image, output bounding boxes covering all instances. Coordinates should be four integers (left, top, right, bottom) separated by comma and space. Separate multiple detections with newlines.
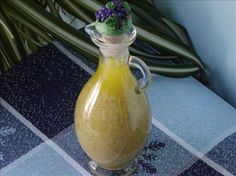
129, 56, 152, 94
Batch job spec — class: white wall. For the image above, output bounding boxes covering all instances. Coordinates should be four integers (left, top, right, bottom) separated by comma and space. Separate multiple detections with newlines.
155, 0, 236, 108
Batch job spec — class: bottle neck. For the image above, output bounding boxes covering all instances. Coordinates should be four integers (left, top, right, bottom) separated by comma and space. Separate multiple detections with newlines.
99, 46, 129, 66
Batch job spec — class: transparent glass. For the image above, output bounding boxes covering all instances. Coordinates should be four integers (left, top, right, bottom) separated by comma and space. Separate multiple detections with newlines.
74, 23, 151, 175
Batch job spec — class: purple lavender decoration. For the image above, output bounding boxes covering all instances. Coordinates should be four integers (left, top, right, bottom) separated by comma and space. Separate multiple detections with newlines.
95, 0, 129, 23
95, 0, 132, 34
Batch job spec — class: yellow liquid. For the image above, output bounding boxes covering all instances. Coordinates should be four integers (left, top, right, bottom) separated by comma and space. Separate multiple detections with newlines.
74, 58, 150, 170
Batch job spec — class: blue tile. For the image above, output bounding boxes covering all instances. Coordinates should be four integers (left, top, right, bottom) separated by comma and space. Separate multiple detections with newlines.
179, 160, 223, 176
206, 132, 236, 175
0, 44, 91, 138
148, 75, 236, 153
0, 105, 43, 169
2, 143, 82, 176
53, 124, 198, 176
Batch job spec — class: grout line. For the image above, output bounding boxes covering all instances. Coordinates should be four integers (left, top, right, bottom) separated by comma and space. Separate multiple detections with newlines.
1, 142, 46, 175
54, 41, 233, 176
152, 118, 233, 176
0, 98, 92, 176
202, 126, 236, 155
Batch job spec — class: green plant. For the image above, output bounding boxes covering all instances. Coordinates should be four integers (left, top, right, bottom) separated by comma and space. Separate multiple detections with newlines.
0, 0, 205, 78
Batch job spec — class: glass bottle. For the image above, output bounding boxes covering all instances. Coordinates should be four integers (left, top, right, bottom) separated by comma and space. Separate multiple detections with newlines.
74, 23, 151, 175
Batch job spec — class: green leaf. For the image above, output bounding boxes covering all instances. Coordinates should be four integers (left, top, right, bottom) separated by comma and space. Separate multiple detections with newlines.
0, 6, 25, 65
18, 29, 43, 47
136, 26, 204, 69
0, 48, 9, 72
46, 0, 60, 18
149, 63, 200, 77
3, 5, 53, 43
4, 0, 99, 63
161, 17, 194, 48
74, 0, 101, 13
129, 0, 167, 29
129, 47, 178, 61
129, 3, 176, 38
145, 0, 154, 5
0, 39, 14, 69
56, 0, 93, 23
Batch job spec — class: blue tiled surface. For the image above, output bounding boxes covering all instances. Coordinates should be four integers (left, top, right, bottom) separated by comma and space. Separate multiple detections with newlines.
148, 75, 236, 153
0, 45, 91, 138
206, 132, 236, 175
53, 124, 198, 176
0, 105, 43, 169
1, 43, 235, 176
2, 143, 82, 176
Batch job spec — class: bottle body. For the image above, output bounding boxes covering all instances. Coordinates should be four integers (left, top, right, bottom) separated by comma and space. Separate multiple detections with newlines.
74, 55, 150, 170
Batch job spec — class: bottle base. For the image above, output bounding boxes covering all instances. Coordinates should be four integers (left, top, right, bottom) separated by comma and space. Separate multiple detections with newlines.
89, 159, 138, 176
